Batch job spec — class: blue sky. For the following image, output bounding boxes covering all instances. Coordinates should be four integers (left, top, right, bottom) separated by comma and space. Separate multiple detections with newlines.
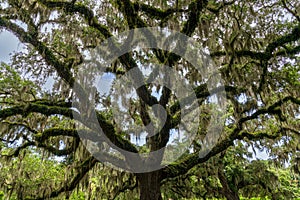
0, 30, 21, 63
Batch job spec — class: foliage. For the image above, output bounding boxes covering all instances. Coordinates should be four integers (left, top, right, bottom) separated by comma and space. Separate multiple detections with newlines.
0, 0, 299, 199
0, 148, 64, 199
161, 144, 300, 199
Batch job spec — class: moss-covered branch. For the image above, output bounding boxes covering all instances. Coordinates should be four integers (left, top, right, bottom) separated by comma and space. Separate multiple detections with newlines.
162, 96, 300, 179
95, 112, 139, 153
265, 24, 300, 56
236, 130, 281, 140
210, 50, 269, 60
134, 2, 187, 20
32, 157, 98, 200
240, 96, 300, 123
37, 0, 112, 38
0, 16, 74, 86
181, 0, 208, 36
35, 128, 79, 142
211, 25, 300, 60
206, 0, 236, 14
0, 103, 73, 120
38, 141, 80, 156
169, 84, 246, 128
2, 139, 78, 158
0, 102, 139, 154
162, 133, 236, 180
29, 99, 72, 107
115, 0, 146, 29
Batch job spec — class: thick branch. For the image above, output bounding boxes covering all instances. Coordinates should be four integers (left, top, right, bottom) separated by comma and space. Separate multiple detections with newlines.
35, 128, 79, 142
181, 0, 208, 36
0, 103, 73, 120
0, 16, 74, 86
116, 0, 146, 29
169, 84, 246, 128
37, 141, 80, 156
134, 2, 187, 20
265, 24, 300, 56
240, 96, 300, 123
206, 1, 236, 14
162, 96, 300, 179
33, 156, 98, 200
95, 112, 139, 153
38, 0, 111, 38
211, 25, 300, 60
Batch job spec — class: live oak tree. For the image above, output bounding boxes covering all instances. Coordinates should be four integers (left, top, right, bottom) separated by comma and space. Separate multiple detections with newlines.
0, 0, 300, 200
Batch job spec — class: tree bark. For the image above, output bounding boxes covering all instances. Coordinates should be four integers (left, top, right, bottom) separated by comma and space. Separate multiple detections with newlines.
136, 171, 162, 200
218, 168, 240, 200
223, 190, 240, 200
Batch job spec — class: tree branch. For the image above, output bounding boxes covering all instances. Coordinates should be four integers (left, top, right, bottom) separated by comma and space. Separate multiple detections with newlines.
0, 16, 74, 86
37, 0, 111, 38
134, 2, 187, 20
33, 156, 98, 200
265, 25, 300, 56
206, 0, 236, 14
211, 25, 300, 60
162, 96, 300, 179
281, 0, 300, 22
0, 103, 73, 120
181, 0, 208, 36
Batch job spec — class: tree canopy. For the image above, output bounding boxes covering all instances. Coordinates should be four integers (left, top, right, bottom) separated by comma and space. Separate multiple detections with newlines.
0, 0, 299, 199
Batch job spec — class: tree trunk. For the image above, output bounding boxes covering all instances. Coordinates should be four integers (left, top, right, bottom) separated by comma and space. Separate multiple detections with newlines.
223, 190, 240, 200
136, 171, 162, 200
